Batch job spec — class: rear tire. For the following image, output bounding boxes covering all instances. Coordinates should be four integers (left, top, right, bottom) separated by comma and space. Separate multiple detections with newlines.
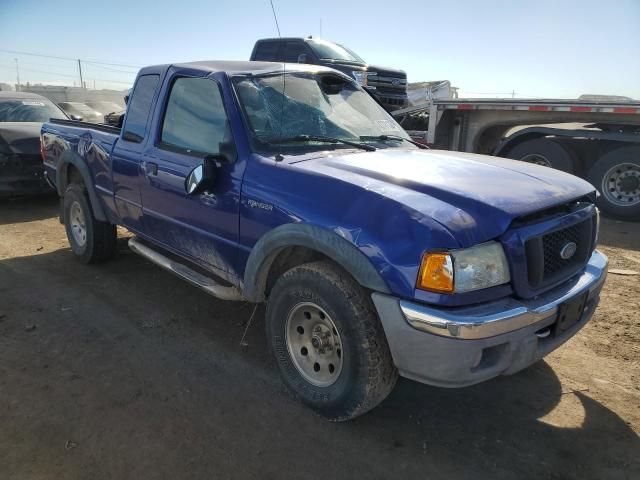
587, 146, 640, 219
266, 260, 398, 421
63, 184, 117, 263
506, 138, 576, 173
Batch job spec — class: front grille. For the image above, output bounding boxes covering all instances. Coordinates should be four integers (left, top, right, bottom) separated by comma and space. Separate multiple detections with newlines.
525, 217, 594, 290
542, 224, 583, 277
368, 75, 407, 92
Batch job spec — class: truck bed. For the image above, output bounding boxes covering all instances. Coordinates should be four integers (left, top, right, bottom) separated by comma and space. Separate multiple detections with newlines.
41, 119, 122, 219
48, 118, 122, 135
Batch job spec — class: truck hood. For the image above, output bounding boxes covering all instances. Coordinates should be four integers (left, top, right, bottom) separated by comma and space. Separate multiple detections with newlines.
296, 149, 595, 247
0, 122, 42, 155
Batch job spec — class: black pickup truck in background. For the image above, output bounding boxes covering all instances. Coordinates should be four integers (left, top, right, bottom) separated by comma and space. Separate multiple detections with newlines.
250, 37, 408, 112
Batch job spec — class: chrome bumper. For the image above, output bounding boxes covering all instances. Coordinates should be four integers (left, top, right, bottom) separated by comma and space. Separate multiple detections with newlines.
400, 250, 608, 340
371, 250, 608, 388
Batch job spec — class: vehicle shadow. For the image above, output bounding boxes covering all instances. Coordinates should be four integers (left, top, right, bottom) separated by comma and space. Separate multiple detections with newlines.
358, 364, 640, 478
0, 193, 58, 225
599, 216, 640, 252
1, 246, 638, 480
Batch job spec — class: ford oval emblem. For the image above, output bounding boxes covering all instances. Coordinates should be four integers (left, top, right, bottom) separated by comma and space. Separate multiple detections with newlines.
560, 241, 577, 260
392, 78, 400, 86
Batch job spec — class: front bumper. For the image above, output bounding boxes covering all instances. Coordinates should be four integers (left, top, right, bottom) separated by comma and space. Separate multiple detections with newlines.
372, 250, 608, 387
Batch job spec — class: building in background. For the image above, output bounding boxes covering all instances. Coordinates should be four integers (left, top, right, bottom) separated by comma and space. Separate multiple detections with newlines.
13, 84, 127, 109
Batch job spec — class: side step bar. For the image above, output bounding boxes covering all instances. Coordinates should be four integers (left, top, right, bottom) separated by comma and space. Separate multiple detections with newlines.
128, 237, 244, 301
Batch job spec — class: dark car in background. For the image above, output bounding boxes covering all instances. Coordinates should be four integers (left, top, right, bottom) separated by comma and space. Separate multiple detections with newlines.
57, 102, 102, 123
84, 101, 124, 119
0, 92, 67, 197
250, 37, 408, 112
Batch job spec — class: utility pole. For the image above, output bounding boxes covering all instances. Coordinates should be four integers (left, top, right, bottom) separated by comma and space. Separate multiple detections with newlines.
77, 59, 84, 90
14, 58, 20, 91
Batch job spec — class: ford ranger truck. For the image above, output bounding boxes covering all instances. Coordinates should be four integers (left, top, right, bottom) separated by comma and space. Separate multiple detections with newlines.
41, 61, 607, 421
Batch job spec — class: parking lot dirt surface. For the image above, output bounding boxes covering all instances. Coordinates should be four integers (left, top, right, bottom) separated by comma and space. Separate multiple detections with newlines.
1, 196, 639, 480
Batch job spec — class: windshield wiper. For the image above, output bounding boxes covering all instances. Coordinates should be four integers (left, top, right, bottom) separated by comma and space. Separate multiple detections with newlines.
360, 134, 429, 149
263, 134, 376, 152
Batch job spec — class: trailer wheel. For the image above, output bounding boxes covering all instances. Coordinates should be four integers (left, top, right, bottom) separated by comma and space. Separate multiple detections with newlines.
506, 138, 575, 173
63, 184, 117, 263
266, 260, 397, 421
587, 146, 640, 219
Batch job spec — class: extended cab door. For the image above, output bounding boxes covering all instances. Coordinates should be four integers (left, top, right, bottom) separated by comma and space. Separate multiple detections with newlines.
138, 72, 243, 277
111, 73, 160, 232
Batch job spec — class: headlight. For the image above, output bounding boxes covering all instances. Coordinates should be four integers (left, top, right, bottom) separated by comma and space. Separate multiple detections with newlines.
352, 71, 377, 88
417, 241, 510, 294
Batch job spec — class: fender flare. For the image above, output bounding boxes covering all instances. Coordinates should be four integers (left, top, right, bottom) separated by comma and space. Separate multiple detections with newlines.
57, 150, 108, 222
242, 223, 390, 302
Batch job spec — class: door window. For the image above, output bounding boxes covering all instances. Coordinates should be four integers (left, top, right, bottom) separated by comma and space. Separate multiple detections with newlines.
160, 77, 230, 156
122, 74, 160, 142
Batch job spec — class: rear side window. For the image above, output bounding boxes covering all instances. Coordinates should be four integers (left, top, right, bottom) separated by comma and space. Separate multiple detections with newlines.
253, 41, 282, 61
123, 74, 160, 142
284, 42, 308, 62
160, 77, 229, 156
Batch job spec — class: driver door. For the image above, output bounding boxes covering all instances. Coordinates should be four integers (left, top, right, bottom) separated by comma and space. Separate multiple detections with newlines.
138, 74, 241, 276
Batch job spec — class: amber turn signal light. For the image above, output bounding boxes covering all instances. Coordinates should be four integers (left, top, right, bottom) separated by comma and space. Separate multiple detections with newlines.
417, 252, 454, 293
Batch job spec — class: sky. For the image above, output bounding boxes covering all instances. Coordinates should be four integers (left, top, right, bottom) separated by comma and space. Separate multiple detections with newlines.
1, 0, 638, 99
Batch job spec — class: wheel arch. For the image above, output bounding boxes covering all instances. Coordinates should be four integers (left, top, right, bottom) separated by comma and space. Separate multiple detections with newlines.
493, 129, 550, 157
57, 150, 108, 222
242, 223, 390, 302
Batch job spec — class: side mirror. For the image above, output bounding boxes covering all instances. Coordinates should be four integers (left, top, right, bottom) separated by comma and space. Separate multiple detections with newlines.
297, 53, 308, 63
185, 157, 217, 194
185, 140, 237, 194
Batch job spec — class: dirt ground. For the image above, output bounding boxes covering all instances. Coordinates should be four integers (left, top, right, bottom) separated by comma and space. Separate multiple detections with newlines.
1, 196, 638, 480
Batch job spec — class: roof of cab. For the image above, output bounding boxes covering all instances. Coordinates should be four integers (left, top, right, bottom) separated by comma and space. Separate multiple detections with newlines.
138, 60, 341, 77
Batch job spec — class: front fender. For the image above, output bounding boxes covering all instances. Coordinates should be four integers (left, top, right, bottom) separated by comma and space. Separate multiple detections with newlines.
243, 223, 390, 302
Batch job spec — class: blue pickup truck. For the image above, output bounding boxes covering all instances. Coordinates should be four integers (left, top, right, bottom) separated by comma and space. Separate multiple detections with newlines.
41, 60, 607, 421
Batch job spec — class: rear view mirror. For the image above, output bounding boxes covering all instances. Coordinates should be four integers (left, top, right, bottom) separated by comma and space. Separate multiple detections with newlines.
70, 114, 83, 121
185, 155, 223, 194
297, 54, 308, 63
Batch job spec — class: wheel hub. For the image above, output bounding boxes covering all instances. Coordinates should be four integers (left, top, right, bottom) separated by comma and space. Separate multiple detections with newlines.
285, 302, 343, 387
619, 175, 639, 193
69, 201, 87, 247
602, 162, 640, 206
521, 153, 551, 167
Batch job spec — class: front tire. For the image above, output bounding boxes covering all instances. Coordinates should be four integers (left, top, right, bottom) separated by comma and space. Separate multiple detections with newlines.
266, 260, 398, 421
63, 184, 117, 264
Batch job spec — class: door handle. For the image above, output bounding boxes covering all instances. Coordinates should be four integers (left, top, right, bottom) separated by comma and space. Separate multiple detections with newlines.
144, 161, 158, 176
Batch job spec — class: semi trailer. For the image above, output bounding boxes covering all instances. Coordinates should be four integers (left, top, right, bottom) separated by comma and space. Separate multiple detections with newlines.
393, 97, 640, 218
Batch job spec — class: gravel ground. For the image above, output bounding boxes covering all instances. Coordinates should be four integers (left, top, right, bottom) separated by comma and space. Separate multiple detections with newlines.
1, 196, 638, 480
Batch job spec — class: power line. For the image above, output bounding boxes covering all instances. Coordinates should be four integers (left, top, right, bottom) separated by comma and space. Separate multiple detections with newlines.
0, 63, 133, 85
0, 49, 144, 69
82, 63, 138, 75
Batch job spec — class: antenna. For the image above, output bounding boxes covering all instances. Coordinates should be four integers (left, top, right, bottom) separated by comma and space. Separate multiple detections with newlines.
269, 0, 281, 37
268, 0, 285, 162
